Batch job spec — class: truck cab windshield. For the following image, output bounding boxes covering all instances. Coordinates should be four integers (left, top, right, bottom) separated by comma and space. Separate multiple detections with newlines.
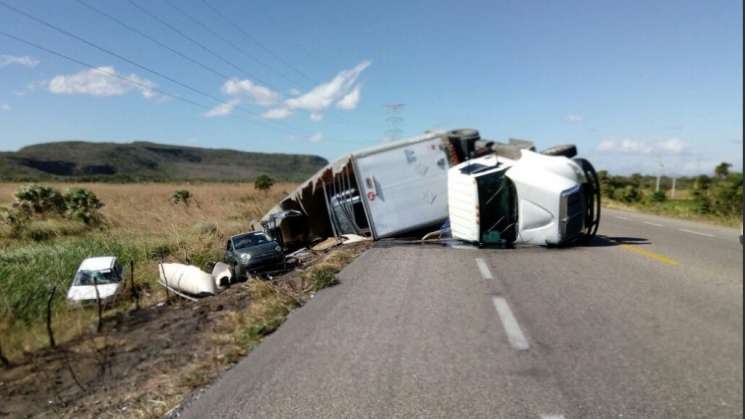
477, 170, 518, 244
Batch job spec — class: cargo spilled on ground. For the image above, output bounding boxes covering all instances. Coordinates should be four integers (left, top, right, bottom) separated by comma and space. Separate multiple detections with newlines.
0, 181, 370, 418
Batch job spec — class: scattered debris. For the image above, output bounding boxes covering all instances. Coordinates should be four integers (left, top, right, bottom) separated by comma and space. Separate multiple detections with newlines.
158, 263, 217, 298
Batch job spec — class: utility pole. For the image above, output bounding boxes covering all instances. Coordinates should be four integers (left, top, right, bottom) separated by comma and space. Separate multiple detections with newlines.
655, 158, 664, 192
671, 177, 677, 199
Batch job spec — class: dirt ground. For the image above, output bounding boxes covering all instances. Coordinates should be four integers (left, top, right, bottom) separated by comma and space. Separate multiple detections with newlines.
0, 241, 371, 419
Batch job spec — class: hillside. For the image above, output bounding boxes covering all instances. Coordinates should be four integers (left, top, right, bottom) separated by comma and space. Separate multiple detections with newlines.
0, 141, 328, 182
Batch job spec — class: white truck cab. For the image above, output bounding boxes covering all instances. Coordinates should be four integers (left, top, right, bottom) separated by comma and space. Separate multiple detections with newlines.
448, 149, 600, 246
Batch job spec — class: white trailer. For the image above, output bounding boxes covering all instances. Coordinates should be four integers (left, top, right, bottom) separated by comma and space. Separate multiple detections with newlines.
351, 135, 450, 238
261, 131, 454, 242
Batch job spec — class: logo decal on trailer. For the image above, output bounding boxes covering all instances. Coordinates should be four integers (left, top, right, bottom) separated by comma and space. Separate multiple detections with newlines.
367, 191, 376, 201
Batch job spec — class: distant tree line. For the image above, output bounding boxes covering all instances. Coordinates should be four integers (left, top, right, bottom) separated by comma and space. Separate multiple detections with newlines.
598, 162, 742, 218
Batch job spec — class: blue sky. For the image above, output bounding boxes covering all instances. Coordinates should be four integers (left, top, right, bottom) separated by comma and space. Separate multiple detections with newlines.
0, 0, 741, 175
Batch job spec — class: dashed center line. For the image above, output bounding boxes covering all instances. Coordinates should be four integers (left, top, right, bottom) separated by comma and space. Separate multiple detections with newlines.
475, 258, 493, 280
492, 297, 530, 351
679, 228, 715, 238
613, 215, 631, 221
643, 221, 664, 227
540, 415, 566, 419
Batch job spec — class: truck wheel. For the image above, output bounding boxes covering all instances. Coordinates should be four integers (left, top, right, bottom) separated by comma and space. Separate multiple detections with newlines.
540, 144, 577, 158
573, 158, 601, 241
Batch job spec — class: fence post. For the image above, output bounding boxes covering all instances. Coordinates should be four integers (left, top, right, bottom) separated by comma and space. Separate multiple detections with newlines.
46, 285, 57, 348
160, 256, 170, 304
93, 275, 102, 333
0, 341, 11, 368
129, 260, 139, 311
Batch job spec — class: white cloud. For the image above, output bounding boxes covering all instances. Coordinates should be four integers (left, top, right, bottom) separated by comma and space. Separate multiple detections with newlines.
222, 78, 279, 106
284, 60, 370, 120
564, 114, 583, 124
336, 84, 361, 110
288, 88, 301, 96
261, 108, 292, 119
655, 138, 687, 154
595, 137, 688, 155
309, 112, 323, 121
0, 103, 10, 111
0, 55, 39, 68
203, 99, 240, 118
309, 132, 323, 143
48, 66, 158, 99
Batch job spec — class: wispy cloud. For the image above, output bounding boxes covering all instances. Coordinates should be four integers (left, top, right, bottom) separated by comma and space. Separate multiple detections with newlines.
221, 78, 279, 106
336, 84, 361, 110
203, 99, 240, 118
284, 60, 370, 120
564, 114, 583, 124
0, 103, 10, 111
205, 61, 370, 120
261, 107, 292, 120
309, 132, 323, 143
596, 137, 688, 155
0, 54, 39, 68
48, 66, 158, 99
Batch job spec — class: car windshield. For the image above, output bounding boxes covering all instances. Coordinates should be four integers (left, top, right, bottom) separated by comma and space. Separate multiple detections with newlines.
232, 233, 270, 250
73, 269, 120, 286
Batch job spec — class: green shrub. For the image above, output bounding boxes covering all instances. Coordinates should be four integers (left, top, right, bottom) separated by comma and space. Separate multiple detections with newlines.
649, 190, 667, 203
613, 185, 641, 203
307, 264, 340, 291
254, 175, 274, 194
171, 190, 193, 206
63, 188, 104, 225
14, 184, 66, 215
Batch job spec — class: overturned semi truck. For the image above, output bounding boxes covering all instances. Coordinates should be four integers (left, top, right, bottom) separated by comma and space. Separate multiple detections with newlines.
259, 129, 600, 248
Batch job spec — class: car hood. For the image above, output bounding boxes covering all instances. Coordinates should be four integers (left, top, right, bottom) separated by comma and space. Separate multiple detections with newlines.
67, 283, 120, 302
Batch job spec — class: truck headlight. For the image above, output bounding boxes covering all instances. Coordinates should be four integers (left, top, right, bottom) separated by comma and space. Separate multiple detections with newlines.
239, 254, 252, 263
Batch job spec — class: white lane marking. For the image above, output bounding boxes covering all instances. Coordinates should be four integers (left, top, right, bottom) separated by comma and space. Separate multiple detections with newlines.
475, 258, 493, 280
679, 228, 715, 238
643, 221, 664, 227
540, 415, 566, 419
613, 215, 631, 221
492, 297, 530, 351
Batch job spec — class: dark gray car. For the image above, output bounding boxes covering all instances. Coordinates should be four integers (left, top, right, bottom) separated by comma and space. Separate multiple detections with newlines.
224, 232, 284, 278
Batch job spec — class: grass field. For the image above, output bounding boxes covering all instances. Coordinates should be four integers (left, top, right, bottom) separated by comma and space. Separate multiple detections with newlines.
0, 181, 296, 359
603, 189, 741, 228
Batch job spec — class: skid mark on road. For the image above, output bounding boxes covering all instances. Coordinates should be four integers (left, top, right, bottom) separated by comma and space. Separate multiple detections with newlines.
679, 228, 715, 238
620, 244, 678, 266
492, 297, 530, 351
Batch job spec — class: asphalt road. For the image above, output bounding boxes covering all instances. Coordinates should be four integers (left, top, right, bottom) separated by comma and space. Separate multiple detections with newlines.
179, 209, 742, 419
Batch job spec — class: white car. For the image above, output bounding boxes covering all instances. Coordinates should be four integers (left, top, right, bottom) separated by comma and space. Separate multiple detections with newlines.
66, 256, 124, 304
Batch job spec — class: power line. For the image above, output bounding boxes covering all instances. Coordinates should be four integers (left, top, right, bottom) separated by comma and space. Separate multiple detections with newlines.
163, 0, 306, 89
1, 30, 370, 148
0, 30, 210, 111
200, 0, 316, 85
74, 0, 231, 81
125, 0, 275, 90
0, 0, 309, 137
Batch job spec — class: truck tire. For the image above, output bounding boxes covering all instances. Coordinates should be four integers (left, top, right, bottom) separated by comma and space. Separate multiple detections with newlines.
540, 144, 577, 158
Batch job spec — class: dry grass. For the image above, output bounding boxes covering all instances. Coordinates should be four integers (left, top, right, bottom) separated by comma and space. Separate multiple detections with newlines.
0, 182, 296, 241
0, 182, 297, 359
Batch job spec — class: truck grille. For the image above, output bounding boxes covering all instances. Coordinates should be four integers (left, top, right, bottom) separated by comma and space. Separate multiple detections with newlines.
560, 187, 585, 242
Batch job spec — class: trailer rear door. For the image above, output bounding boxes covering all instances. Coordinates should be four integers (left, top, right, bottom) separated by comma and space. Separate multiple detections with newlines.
354, 138, 449, 238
